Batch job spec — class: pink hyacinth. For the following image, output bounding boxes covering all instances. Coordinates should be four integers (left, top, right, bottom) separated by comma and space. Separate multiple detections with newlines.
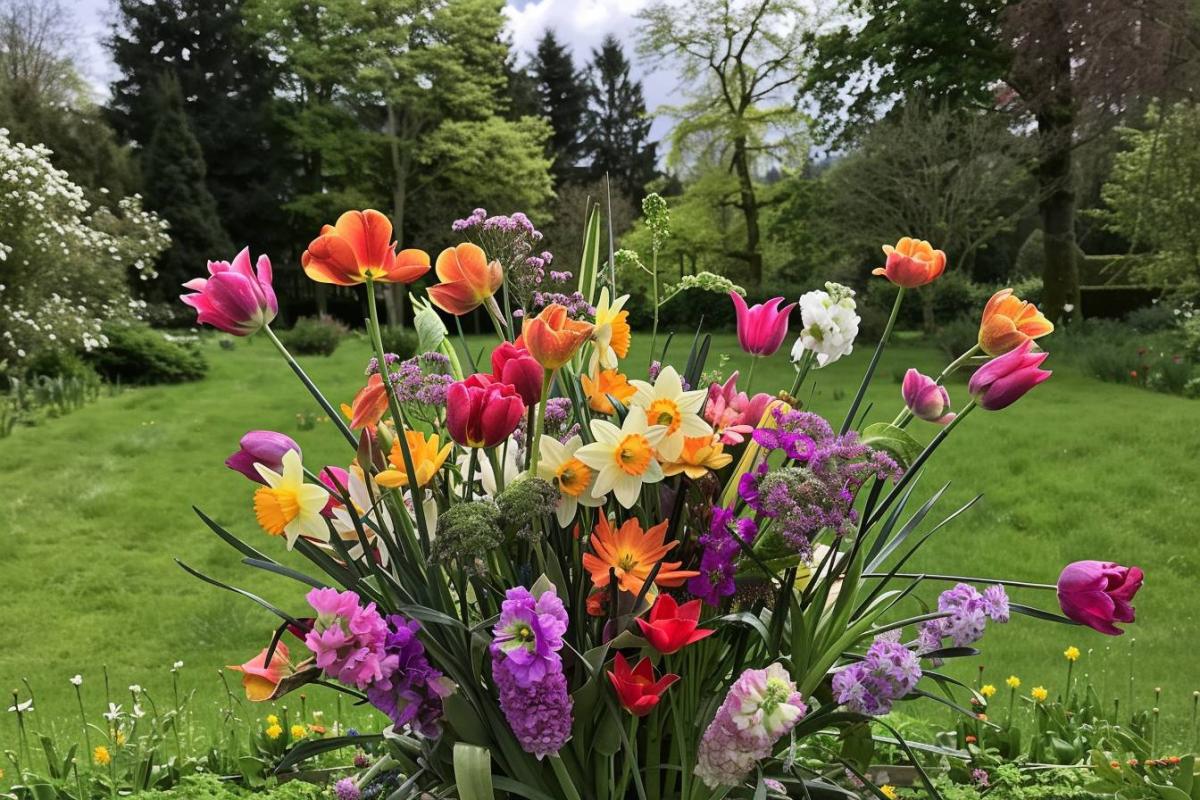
901, 369, 955, 425
303, 588, 396, 690
695, 663, 807, 788
704, 371, 774, 444
729, 292, 796, 357
967, 340, 1051, 411
181, 248, 278, 336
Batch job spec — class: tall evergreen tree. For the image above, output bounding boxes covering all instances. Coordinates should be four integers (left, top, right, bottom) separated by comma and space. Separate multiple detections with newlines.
532, 30, 588, 184
582, 35, 657, 199
141, 73, 232, 300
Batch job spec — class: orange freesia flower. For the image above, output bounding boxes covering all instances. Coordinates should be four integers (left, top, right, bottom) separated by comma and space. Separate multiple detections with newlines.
582, 515, 697, 596
376, 430, 452, 489
340, 373, 389, 431
662, 435, 732, 479
302, 210, 430, 286
582, 369, 637, 414
522, 304, 595, 369
426, 243, 503, 315
228, 643, 294, 702
978, 288, 1054, 356
873, 237, 946, 288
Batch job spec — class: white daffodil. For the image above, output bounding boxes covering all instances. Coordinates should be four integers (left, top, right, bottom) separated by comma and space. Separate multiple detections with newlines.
253, 449, 331, 549
457, 434, 521, 497
792, 282, 859, 368
590, 287, 632, 373
536, 434, 604, 526
576, 406, 668, 508
628, 365, 711, 462
331, 465, 396, 566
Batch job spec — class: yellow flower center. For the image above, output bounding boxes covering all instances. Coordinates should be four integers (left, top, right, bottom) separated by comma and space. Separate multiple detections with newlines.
555, 457, 592, 497
646, 398, 681, 434
254, 486, 300, 536
615, 434, 654, 476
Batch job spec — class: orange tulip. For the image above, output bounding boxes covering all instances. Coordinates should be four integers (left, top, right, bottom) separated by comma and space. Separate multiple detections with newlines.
228, 643, 294, 701
426, 243, 503, 315
340, 373, 389, 431
872, 237, 946, 288
521, 304, 595, 370
302, 210, 430, 286
978, 288, 1054, 356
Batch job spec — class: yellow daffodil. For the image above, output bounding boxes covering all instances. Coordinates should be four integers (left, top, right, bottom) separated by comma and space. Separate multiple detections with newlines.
582, 368, 637, 415
590, 287, 632, 372
662, 434, 732, 479
576, 406, 667, 508
253, 449, 331, 548
1064, 646, 1080, 662
980, 684, 996, 698
377, 430, 452, 489
1031, 686, 1048, 702
93, 745, 111, 766
629, 365, 711, 462
536, 434, 604, 526
1006, 675, 1021, 689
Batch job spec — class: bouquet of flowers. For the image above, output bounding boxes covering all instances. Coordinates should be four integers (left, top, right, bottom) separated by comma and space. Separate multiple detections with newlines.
181, 204, 1144, 799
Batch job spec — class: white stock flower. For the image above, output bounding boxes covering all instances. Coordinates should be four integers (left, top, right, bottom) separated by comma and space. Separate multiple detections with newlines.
792, 282, 860, 368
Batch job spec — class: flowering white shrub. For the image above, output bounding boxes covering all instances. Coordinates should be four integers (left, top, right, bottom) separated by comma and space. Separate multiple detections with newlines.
0, 128, 170, 372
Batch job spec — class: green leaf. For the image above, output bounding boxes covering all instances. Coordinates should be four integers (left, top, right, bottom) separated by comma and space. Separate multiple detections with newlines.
454, 743, 495, 800
861, 422, 924, 468
238, 755, 267, 788
576, 204, 602, 305
444, 693, 494, 748
839, 722, 874, 772
272, 734, 381, 773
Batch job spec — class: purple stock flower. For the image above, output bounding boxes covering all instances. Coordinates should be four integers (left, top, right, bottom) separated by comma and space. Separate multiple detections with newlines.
225, 430, 301, 484
491, 587, 568, 686
832, 636, 922, 716
688, 506, 758, 606
918, 583, 1010, 656
366, 616, 453, 737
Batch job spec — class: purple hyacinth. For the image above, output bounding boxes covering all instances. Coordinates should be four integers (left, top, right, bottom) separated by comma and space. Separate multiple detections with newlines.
365, 616, 454, 737
491, 587, 568, 687
303, 588, 395, 690
491, 650, 573, 759
334, 777, 360, 800
917, 583, 1010, 658
832, 635, 923, 716
688, 506, 758, 606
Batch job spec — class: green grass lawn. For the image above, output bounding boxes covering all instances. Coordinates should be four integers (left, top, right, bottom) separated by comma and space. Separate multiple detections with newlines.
3, 329, 1199, 744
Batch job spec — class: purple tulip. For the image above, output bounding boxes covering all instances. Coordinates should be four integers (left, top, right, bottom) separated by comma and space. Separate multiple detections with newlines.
1057, 560, 1144, 636
967, 340, 1051, 410
181, 248, 278, 336
226, 430, 301, 484
730, 292, 796, 357
901, 368, 955, 424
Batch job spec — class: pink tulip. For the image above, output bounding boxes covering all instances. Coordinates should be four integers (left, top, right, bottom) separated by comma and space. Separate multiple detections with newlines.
729, 292, 795, 357
490, 341, 544, 406
181, 248, 278, 336
967, 340, 1051, 410
1057, 560, 1143, 636
704, 371, 773, 444
226, 430, 300, 484
317, 465, 351, 517
446, 374, 525, 448
902, 369, 955, 424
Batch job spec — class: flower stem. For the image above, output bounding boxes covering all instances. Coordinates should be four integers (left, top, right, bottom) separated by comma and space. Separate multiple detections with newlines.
75, 683, 92, 760
264, 325, 357, 447
550, 754, 583, 800
526, 370, 554, 476
649, 249, 660, 368
860, 572, 1056, 590
841, 286, 905, 435
788, 349, 815, 400
744, 356, 758, 394
937, 343, 982, 385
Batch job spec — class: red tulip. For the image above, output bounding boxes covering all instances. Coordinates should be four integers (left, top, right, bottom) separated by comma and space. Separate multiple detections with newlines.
490, 341, 544, 406
607, 652, 679, 717
729, 292, 795, 357
445, 374, 525, 448
636, 594, 715, 655
1057, 561, 1144, 636
968, 340, 1052, 410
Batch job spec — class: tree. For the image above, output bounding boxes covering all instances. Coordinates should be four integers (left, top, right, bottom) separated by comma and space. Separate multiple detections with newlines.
638, 0, 815, 287
532, 29, 589, 184
581, 35, 658, 199
140, 73, 233, 300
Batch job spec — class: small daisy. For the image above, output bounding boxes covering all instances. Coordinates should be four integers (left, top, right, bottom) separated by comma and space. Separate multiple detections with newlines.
590, 287, 632, 372
576, 406, 667, 508
629, 365, 711, 462
253, 449, 331, 548
536, 434, 604, 526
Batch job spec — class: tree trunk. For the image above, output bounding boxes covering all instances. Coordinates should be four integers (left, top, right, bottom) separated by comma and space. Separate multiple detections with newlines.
385, 103, 409, 331
731, 135, 763, 287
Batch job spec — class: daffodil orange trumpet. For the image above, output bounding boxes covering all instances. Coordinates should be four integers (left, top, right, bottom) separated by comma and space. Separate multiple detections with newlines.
302, 209, 430, 286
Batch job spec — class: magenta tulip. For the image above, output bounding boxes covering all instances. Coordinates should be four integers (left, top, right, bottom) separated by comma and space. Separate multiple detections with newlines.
967, 340, 1051, 410
446, 374, 525, 448
1057, 560, 1144, 636
490, 341, 544, 406
902, 368, 955, 424
317, 465, 351, 517
729, 292, 796, 357
181, 248, 278, 336
226, 430, 301, 484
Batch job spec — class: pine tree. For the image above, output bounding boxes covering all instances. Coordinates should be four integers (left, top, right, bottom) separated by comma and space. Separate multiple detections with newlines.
532, 30, 588, 184
140, 73, 232, 300
582, 35, 657, 200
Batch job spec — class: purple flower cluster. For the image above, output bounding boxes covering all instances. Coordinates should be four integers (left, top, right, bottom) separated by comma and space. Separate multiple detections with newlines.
743, 409, 900, 558
831, 634, 922, 716
490, 586, 573, 758
526, 289, 593, 320
648, 360, 690, 388
688, 506, 759, 606
514, 397, 578, 457
386, 351, 453, 407
451, 208, 564, 315
917, 583, 1010, 661
334, 777, 360, 800
366, 616, 453, 737
365, 353, 401, 375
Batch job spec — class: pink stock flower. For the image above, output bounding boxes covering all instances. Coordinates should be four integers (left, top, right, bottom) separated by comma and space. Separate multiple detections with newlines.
303, 588, 396, 689
967, 340, 1052, 411
704, 371, 773, 444
181, 248, 278, 336
729, 292, 795, 357
1057, 561, 1144, 636
901, 369, 955, 425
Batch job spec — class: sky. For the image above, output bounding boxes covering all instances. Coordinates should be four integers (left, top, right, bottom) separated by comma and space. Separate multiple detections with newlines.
70, 0, 679, 139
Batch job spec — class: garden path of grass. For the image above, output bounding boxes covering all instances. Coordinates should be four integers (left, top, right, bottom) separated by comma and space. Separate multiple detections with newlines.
3, 331, 1199, 744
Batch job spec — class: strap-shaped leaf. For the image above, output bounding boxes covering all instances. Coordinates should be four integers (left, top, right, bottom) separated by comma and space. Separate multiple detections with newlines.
453, 743, 495, 800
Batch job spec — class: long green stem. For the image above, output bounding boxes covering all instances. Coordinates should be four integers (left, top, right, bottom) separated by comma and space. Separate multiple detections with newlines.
841, 286, 905, 435
788, 349, 815, 399
526, 370, 554, 477
264, 326, 356, 447
649, 249, 660, 367
860, 573, 1056, 590
550, 754, 584, 800
744, 356, 759, 394
937, 343, 982, 385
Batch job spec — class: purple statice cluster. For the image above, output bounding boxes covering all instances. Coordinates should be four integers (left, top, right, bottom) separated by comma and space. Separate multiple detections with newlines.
917, 583, 1010, 663
490, 586, 573, 758
742, 408, 900, 558
831, 633, 923, 716
523, 288, 592, 320
648, 360, 690, 388
514, 397, 579, 459
387, 352, 453, 411
333, 778, 360, 800
451, 208, 569, 315
689, 505, 759, 606
303, 589, 449, 735
365, 353, 401, 375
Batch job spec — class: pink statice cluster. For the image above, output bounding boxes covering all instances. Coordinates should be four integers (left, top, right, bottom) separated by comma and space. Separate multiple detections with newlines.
695, 664, 807, 788
831, 633, 922, 716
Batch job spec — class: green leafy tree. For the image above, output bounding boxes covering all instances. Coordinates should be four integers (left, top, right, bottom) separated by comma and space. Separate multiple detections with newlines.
532, 29, 588, 184
582, 35, 658, 199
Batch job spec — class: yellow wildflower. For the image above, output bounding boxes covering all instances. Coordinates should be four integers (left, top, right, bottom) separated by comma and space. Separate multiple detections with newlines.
1064, 646, 1080, 662
115, 730, 126, 747
881, 785, 899, 800
1031, 686, 1048, 702
93, 746, 112, 766
1005, 675, 1021, 689
266, 714, 279, 726
265, 723, 283, 740
980, 684, 996, 698
290, 724, 307, 739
